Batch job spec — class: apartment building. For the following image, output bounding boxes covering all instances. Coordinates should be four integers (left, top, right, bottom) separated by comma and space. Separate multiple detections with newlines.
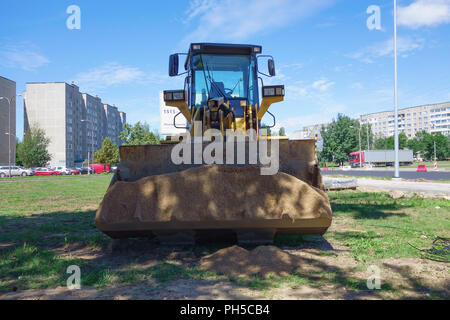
103, 104, 125, 146
360, 102, 450, 138
24, 82, 126, 167
0, 76, 16, 166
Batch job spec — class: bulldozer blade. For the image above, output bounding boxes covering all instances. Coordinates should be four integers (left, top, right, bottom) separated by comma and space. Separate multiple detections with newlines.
96, 139, 332, 244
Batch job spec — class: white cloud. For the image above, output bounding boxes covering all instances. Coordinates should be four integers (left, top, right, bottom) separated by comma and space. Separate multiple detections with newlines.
183, 0, 335, 43
398, 0, 450, 29
351, 82, 363, 89
312, 78, 335, 92
287, 84, 308, 97
287, 78, 335, 98
0, 43, 49, 70
72, 62, 168, 91
348, 37, 424, 63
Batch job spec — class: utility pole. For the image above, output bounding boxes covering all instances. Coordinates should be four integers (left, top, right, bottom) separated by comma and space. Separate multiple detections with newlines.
434, 141, 436, 162
81, 119, 94, 175
366, 124, 371, 166
0, 96, 12, 178
393, 0, 400, 178
351, 125, 362, 168
359, 127, 362, 168
366, 124, 370, 150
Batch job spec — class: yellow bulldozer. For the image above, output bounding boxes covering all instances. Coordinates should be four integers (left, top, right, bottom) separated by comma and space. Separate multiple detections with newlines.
96, 43, 332, 245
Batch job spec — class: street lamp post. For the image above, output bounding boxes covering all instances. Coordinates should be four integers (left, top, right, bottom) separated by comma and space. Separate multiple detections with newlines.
358, 127, 362, 168
0, 96, 12, 178
81, 119, 94, 175
351, 125, 362, 168
366, 123, 370, 151
393, 0, 400, 178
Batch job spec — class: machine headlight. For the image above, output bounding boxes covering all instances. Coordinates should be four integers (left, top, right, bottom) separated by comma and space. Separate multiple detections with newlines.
253, 46, 262, 54
262, 85, 284, 97
164, 90, 186, 102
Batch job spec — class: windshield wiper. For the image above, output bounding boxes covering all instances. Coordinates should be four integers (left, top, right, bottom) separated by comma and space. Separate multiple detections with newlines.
200, 54, 227, 99
199, 54, 211, 100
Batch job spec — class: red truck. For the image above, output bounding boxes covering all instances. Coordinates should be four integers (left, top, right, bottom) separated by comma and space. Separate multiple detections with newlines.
89, 164, 110, 174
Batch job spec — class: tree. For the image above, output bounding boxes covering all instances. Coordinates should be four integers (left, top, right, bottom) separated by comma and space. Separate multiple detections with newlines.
119, 122, 160, 145
15, 138, 23, 166
321, 114, 359, 163
422, 132, 449, 160
278, 127, 286, 136
373, 132, 408, 150
17, 127, 51, 168
407, 137, 423, 157
94, 137, 120, 168
374, 136, 388, 150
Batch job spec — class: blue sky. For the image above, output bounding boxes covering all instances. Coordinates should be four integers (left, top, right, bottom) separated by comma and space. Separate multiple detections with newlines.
1, 0, 450, 140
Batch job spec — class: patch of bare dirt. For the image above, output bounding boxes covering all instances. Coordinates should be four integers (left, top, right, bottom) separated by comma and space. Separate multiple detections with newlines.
199, 245, 307, 278
379, 257, 449, 298
0, 279, 381, 300
53, 242, 104, 260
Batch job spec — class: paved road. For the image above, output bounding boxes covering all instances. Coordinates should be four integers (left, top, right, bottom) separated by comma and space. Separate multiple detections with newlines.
323, 170, 450, 181
357, 178, 450, 195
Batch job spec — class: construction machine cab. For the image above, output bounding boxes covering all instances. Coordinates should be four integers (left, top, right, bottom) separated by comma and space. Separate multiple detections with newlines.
165, 43, 284, 134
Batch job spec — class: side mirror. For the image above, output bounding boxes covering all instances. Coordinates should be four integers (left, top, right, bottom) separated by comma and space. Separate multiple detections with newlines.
268, 59, 275, 77
169, 54, 179, 77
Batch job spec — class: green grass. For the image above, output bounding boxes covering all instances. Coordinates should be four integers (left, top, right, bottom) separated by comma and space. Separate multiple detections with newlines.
0, 175, 111, 217
0, 244, 84, 291
0, 177, 448, 297
326, 191, 450, 262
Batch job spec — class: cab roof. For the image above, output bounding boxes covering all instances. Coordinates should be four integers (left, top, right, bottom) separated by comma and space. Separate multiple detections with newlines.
185, 43, 262, 69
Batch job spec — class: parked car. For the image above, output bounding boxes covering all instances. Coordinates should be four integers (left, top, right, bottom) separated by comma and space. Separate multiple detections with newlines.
77, 167, 94, 174
68, 168, 81, 175
0, 166, 11, 178
52, 166, 71, 175
16, 167, 33, 176
20, 167, 35, 176
35, 168, 61, 176
0, 166, 33, 177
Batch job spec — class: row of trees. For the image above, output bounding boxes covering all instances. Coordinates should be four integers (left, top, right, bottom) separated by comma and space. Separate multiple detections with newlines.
373, 130, 449, 160
319, 114, 450, 164
15, 122, 160, 168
